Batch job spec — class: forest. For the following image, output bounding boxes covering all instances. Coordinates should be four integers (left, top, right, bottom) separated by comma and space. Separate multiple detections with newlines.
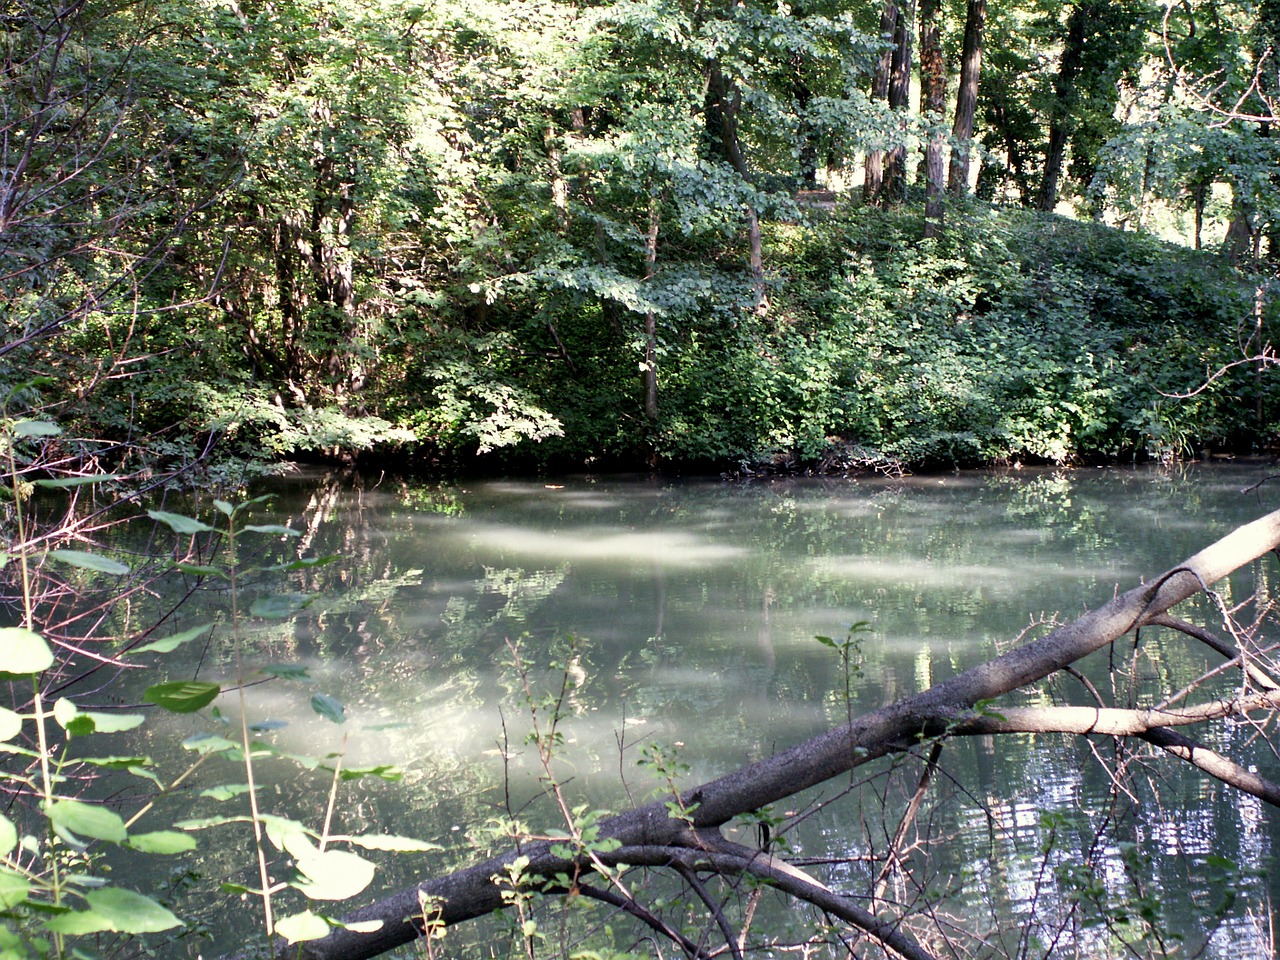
0, 0, 1277, 476
4, 0, 1280, 958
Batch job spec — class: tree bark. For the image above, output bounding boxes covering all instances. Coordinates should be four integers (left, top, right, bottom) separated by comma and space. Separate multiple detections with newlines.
882, 0, 915, 203
706, 60, 767, 314
642, 192, 659, 423
274, 508, 1280, 960
919, 0, 946, 236
864, 2, 900, 203
947, 0, 986, 195
1036, 3, 1089, 212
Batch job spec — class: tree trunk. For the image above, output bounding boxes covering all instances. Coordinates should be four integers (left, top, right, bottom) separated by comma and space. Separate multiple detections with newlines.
1036, 3, 1089, 212
864, 2, 900, 203
275, 508, 1280, 960
642, 193, 659, 423
919, 0, 946, 237
883, 0, 914, 203
706, 60, 767, 314
947, 0, 986, 195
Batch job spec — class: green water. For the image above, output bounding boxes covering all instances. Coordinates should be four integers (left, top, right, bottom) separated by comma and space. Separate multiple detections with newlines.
111, 464, 1280, 958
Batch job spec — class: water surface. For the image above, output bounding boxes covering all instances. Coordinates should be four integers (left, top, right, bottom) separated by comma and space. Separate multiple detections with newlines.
114, 464, 1280, 958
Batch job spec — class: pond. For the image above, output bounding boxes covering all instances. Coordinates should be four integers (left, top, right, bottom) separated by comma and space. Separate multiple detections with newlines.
97, 463, 1280, 959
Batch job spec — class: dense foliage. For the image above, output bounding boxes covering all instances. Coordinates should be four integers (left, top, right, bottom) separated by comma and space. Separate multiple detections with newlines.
1, 0, 1277, 475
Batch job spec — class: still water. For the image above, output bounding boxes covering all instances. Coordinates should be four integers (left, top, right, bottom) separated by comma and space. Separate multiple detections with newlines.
117, 464, 1280, 958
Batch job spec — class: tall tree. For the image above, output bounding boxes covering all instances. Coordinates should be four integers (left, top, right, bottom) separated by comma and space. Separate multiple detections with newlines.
864, 2, 901, 202
919, 0, 946, 235
1036, 3, 1090, 211
882, 0, 916, 202
948, 0, 987, 195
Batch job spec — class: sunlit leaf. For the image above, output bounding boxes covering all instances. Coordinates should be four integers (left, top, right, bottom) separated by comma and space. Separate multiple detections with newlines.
198, 784, 252, 802
336, 920, 385, 933
167, 561, 228, 579
174, 815, 251, 831
0, 707, 21, 742
310, 693, 345, 724
54, 699, 145, 736
259, 815, 312, 854
79, 756, 159, 785
265, 555, 339, 572
242, 524, 301, 537
130, 623, 215, 654
33, 474, 121, 488
326, 764, 402, 783
46, 550, 129, 576
43, 887, 181, 934
0, 815, 16, 857
182, 732, 239, 754
127, 831, 198, 854
0, 867, 30, 909
147, 510, 213, 534
292, 849, 375, 901
250, 593, 314, 618
13, 420, 61, 438
0, 628, 53, 675
276, 910, 331, 943
144, 681, 220, 714
213, 499, 234, 516
45, 800, 127, 844
64, 874, 109, 888
340, 834, 441, 853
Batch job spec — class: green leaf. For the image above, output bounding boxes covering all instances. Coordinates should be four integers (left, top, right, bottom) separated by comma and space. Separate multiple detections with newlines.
242, 524, 301, 537
13, 420, 61, 438
43, 888, 181, 934
127, 831, 198, 855
0, 814, 16, 857
340, 834, 440, 853
144, 681, 221, 714
292, 849, 375, 901
0, 706, 23, 742
182, 732, 239, 754
250, 593, 314, 618
198, 784, 252, 802
260, 815, 313, 854
0, 867, 30, 909
213, 499, 235, 516
32, 474, 121, 488
78, 756, 159, 785
248, 719, 288, 732
310, 693, 345, 724
45, 800, 127, 845
174, 815, 251, 831
322, 764, 402, 783
45, 552, 129, 576
336, 920, 385, 933
53, 699, 145, 736
276, 910, 331, 943
130, 623, 215, 654
147, 510, 213, 534
0, 628, 54, 675
266, 555, 339, 572
259, 664, 312, 681
167, 561, 228, 579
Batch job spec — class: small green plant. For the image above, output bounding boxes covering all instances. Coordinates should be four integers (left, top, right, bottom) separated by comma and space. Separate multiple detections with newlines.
1, 410, 439, 956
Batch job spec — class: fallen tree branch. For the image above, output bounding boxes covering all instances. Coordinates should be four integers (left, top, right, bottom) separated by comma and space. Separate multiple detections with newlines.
278, 508, 1280, 960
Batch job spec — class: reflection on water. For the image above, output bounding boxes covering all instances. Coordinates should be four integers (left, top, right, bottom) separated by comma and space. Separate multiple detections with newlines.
104, 464, 1280, 958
